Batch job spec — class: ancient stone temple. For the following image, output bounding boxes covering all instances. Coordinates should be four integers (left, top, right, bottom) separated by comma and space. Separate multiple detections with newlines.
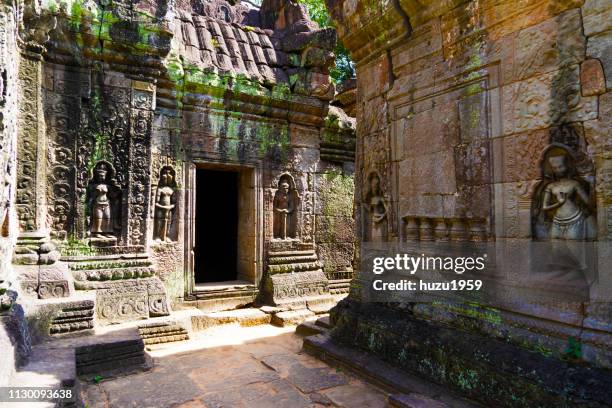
314, 0, 612, 406
0, 0, 356, 381
3, 0, 611, 405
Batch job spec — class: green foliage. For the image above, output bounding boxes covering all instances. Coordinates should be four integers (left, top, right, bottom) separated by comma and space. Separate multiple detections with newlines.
563, 336, 582, 360
298, 0, 329, 27
298, 0, 355, 83
330, 41, 355, 83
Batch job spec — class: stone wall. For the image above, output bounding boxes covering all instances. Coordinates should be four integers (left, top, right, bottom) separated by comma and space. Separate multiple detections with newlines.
0, 0, 20, 301
316, 107, 355, 281
0, 0, 32, 386
327, 0, 611, 405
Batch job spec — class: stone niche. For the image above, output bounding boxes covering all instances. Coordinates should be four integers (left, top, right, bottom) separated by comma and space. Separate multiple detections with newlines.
152, 165, 178, 243
273, 173, 300, 240
326, 0, 612, 406
263, 172, 335, 312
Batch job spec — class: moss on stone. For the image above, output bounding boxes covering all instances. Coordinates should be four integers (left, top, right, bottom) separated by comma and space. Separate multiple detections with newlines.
59, 236, 94, 256
321, 170, 354, 219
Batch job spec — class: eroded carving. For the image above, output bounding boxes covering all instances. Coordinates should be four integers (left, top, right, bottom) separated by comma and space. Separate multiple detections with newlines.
532, 144, 596, 240
86, 161, 122, 241
363, 172, 388, 242
154, 166, 177, 242
273, 174, 300, 240
95, 277, 169, 323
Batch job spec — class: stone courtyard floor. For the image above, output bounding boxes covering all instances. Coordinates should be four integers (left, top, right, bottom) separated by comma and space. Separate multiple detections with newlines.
81, 324, 389, 408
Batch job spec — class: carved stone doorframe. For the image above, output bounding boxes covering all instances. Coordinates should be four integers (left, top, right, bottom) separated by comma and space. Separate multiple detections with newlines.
183, 160, 263, 298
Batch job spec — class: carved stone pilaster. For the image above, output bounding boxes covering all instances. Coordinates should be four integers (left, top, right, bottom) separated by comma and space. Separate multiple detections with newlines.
15, 51, 47, 236
12, 48, 57, 274
127, 80, 155, 246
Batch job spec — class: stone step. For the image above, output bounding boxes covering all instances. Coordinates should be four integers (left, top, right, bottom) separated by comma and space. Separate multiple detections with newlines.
294, 313, 330, 335
388, 393, 450, 408
272, 309, 315, 327
329, 278, 351, 295
191, 308, 271, 331
259, 305, 288, 314
303, 334, 481, 408
141, 332, 189, 345
138, 321, 189, 345
271, 295, 336, 314
28, 293, 97, 337
64, 253, 156, 284
178, 294, 256, 313
193, 286, 257, 298
50, 303, 95, 335
306, 295, 335, 314
295, 320, 327, 336
75, 338, 150, 378
315, 316, 331, 329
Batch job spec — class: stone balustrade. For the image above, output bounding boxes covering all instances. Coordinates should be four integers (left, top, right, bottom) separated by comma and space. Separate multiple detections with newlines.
402, 216, 488, 242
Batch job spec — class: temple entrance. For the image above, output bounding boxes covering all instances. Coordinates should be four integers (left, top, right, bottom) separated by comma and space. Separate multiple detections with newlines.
187, 163, 259, 307
194, 169, 239, 283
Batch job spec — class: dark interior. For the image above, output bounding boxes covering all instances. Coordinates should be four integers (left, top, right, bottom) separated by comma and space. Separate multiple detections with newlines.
194, 169, 238, 283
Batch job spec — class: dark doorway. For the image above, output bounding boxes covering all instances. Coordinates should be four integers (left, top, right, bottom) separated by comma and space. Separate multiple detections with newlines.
194, 169, 238, 283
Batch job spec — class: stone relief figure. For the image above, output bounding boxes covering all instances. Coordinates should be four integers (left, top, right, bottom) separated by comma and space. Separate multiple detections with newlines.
153, 166, 177, 242
532, 144, 596, 241
273, 174, 300, 239
363, 172, 388, 242
86, 161, 122, 239
530, 144, 596, 292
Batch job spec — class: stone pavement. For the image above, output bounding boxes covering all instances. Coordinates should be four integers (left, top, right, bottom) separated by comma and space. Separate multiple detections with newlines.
81, 324, 389, 408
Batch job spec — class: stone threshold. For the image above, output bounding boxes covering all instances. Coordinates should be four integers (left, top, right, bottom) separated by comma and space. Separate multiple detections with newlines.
303, 333, 483, 408
190, 280, 258, 300
193, 280, 256, 292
